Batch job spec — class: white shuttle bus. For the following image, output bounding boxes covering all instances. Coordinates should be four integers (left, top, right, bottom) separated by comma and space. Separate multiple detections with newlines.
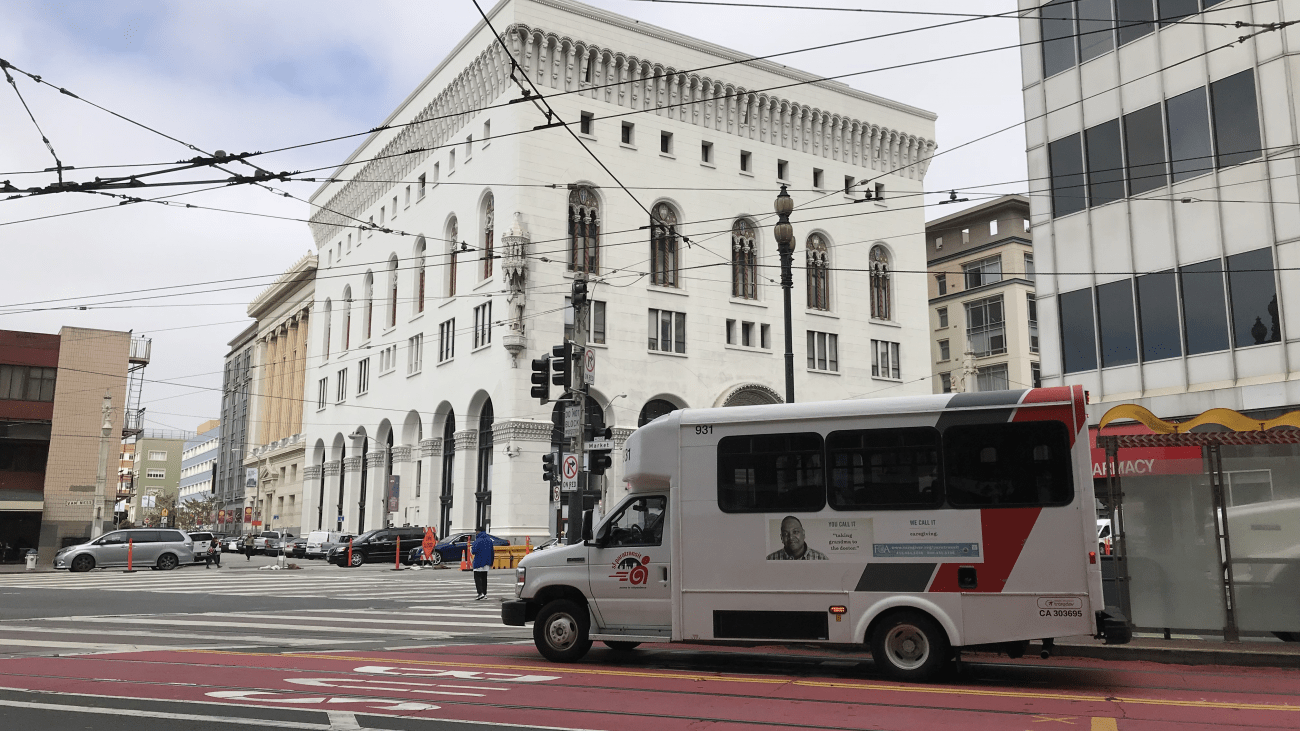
503, 386, 1131, 680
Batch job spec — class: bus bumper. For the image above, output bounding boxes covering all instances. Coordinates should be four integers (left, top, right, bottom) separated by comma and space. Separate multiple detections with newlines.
1095, 607, 1132, 645
502, 600, 536, 627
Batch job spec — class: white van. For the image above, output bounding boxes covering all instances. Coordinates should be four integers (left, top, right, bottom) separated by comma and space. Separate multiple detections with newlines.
503, 387, 1130, 681
305, 530, 348, 559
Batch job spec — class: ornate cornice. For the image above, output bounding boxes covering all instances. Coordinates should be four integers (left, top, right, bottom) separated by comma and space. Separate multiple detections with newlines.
342, 456, 362, 473
306, 9, 935, 246
364, 450, 387, 469
453, 429, 478, 452
322, 460, 341, 477
391, 445, 413, 463
420, 437, 442, 458
612, 427, 635, 444
303, 465, 323, 480
493, 419, 553, 443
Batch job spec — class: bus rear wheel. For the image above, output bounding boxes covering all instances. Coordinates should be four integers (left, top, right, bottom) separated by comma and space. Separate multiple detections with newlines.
534, 599, 592, 662
870, 610, 950, 682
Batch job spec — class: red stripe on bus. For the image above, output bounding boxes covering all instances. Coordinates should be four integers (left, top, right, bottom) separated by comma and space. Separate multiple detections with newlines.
1011, 387, 1080, 446
927, 507, 1042, 592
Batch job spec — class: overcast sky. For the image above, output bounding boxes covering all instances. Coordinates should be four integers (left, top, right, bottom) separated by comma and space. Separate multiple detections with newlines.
0, 0, 1026, 434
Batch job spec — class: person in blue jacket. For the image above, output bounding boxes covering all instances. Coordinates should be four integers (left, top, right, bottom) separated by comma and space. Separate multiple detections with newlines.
471, 526, 494, 600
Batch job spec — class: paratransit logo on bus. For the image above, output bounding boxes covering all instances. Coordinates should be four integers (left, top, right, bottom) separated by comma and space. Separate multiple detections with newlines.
610, 551, 650, 586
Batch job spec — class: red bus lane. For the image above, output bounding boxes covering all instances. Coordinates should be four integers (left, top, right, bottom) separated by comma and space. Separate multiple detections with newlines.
0, 646, 1296, 730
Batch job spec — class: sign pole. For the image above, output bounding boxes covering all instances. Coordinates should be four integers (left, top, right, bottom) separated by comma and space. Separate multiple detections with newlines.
567, 272, 589, 545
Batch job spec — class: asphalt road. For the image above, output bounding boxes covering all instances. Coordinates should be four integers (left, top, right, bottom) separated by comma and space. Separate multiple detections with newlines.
0, 559, 1297, 729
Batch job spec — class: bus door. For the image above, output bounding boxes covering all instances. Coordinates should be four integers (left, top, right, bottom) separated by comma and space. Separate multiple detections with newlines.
588, 494, 671, 630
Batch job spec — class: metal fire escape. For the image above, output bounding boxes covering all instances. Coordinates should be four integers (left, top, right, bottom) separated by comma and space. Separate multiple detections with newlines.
122, 336, 151, 439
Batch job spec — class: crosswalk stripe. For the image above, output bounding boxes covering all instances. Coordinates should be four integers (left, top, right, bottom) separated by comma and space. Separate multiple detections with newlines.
0, 625, 373, 646
192, 612, 508, 628
0, 638, 223, 652
49, 617, 466, 636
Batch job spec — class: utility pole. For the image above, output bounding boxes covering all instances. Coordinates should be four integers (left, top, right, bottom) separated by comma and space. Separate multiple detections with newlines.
91, 391, 113, 539
567, 273, 590, 544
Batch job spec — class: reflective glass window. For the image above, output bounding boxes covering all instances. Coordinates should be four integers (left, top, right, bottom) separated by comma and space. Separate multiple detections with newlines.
1210, 70, 1262, 169
717, 433, 825, 513
1097, 280, 1139, 367
1086, 119, 1125, 207
1157, 0, 1198, 26
1055, 287, 1097, 372
827, 428, 942, 510
1167, 87, 1213, 182
1124, 104, 1168, 195
1041, 0, 1077, 77
1136, 270, 1182, 361
1059, 288, 1098, 373
1049, 133, 1087, 217
944, 421, 1074, 508
1078, 0, 1116, 62
1226, 248, 1281, 347
1116, 0, 1156, 45
1180, 259, 1231, 355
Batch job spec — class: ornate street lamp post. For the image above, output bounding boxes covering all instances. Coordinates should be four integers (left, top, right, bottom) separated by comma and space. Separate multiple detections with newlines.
773, 185, 796, 403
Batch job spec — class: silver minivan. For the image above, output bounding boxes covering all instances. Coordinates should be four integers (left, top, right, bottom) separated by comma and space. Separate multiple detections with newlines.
305, 530, 351, 559
54, 529, 195, 572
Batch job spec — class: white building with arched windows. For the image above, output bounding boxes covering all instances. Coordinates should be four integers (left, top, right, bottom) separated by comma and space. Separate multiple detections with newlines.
297, 0, 938, 542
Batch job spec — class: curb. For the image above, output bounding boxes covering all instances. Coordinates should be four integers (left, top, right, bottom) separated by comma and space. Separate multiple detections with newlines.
1047, 642, 1300, 669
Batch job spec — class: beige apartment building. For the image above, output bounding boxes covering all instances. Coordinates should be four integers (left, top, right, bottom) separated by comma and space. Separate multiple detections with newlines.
926, 195, 1039, 394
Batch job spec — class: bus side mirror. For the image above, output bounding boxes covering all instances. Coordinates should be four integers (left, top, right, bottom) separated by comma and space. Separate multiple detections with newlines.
581, 510, 594, 542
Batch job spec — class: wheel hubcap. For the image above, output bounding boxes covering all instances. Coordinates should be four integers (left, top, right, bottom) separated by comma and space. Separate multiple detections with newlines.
884, 624, 930, 670
546, 612, 578, 650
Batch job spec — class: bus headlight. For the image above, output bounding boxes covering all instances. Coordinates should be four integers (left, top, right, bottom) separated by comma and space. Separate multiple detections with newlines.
515, 566, 526, 597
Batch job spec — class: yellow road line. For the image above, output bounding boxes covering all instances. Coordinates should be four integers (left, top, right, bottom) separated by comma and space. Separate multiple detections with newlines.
1092, 718, 1119, 731
179, 650, 1300, 714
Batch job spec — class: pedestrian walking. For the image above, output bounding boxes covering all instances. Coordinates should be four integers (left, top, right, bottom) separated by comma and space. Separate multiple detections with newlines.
206, 539, 221, 568
471, 527, 494, 600
243, 533, 255, 561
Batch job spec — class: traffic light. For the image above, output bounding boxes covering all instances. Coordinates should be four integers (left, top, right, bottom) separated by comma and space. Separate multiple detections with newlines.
551, 342, 571, 389
572, 278, 588, 307
542, 452, 557, 483
589, 448, 613, 475
529, 356, 550, 404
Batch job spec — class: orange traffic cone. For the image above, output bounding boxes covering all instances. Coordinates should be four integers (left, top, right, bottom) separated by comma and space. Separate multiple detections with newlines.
460, 546, 470, 571
525, 536, 532, 553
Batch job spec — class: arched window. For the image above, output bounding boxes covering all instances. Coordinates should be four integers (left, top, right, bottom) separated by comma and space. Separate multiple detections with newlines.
439, 411, 456, 538
415, 237, 426, 314
806, 234, 830, 311
447, 217, 460, 297
475, 400, 494, 531
342, 286, 352, 350
322, 299, 332, 358
569, 185, 600, 274
481, 193, 495, 280
731, 219, 757, 299
387, 256, 399, 328
363, 272, 374, 341
638, 398, 679, 427
650, 202, 679, 287
870, 244, 891, 320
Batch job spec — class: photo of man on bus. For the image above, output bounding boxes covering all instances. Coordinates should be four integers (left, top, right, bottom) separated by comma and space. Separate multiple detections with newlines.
766, 515, 828, 560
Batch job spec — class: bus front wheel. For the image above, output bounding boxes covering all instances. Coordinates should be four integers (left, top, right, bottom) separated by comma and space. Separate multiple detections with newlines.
870, 610, 950, 682
534, 599, 592, 662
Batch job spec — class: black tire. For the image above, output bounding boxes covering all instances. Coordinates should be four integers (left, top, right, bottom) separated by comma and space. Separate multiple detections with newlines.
1273, 632, 1300, 642
70, 554, 94, 573
870, 610, 950, 682
349, 551, 364, 567
604, 641, 641, 651
157, 553, 179, 571
533, 599, 593, 663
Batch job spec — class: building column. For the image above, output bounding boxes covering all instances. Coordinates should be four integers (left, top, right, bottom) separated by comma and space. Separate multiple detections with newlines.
392, 445, 415, 527
290, 312, 308, 436
452, 429, 478, 533
341, 455, 363, 532
362, 449, 387, 533
490, 419, 553, 543
419, 437, 441, 535
256, 335, 277, 446
301, 464, 323, 534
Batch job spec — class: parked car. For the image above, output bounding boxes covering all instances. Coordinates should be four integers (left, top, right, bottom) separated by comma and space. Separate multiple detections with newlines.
328, 526, 427, 567
188, 532, 219, 564
403, 531, 510, 566
284, 537, 308, 559
54, 529, 195, 572
221, 536, 243, 552
254, 530, 294, 554
305, 530, 352, 559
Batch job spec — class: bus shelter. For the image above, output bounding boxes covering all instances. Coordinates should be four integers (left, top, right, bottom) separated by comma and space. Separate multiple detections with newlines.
1097, 405, 1300, 643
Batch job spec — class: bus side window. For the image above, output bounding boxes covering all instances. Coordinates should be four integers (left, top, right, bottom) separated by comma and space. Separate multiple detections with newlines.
717, 432, 825, 513
943, 421, 1073, 508
826, 427, 943, 510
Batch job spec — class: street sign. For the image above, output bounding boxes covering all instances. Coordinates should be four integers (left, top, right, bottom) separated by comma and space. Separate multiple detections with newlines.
387, 475, 400, 513
585, 440, 614, 451
552, 484, 560, 502
161, 509, 169, 517
421, 527, 436, 561
583, 348, 595, 385
337, 515, 345, 523
561, 453, 579, 490
564, 406, 579, 439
